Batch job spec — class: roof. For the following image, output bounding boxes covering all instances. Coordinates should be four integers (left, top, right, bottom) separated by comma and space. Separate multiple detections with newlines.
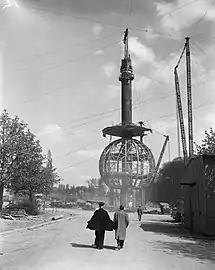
102, 123, 152, 138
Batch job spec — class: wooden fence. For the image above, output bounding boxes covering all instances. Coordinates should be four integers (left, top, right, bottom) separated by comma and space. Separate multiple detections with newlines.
184, 155, 215, 235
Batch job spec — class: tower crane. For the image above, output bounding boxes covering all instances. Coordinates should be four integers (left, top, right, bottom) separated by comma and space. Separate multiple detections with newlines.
174, 67, 188, 160
174, 37, 193, 162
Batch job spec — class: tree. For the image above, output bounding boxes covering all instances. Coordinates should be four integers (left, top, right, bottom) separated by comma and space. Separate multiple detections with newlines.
195, 127, 215, 155
0, 110, 60, 208
11, 151, 60, 202
98, 177, 107, 196
0, 110, 33, 209
86, 178, 98, 196
149, 158, 186, 205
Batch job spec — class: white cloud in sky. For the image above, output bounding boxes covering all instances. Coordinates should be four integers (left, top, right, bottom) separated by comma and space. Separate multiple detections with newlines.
102, 62, 117, 77
129, 36, 155, 67
92, 23, 103, 38
149, 53, 179, 85
37, 124, 64, 143
155, 0, 215, 32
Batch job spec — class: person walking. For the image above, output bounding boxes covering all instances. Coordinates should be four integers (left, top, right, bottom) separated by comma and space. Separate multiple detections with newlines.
113, 205, 129, 250
86, 202, 114, 250
137, 205, 143, 221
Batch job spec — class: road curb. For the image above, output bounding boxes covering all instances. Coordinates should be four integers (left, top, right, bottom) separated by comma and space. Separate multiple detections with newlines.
0, 215, 73, 236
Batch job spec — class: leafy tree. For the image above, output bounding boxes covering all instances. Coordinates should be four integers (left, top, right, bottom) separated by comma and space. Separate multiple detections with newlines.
86, 178, 98, 196
0, 110, 60, 208
149, 158, 186, 205
0, 110, 32, 209
98, 177, 107, 196
195, 127, 215, 155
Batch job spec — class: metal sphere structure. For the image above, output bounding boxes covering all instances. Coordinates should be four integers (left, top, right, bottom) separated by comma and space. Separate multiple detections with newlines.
99, 138, 155, 189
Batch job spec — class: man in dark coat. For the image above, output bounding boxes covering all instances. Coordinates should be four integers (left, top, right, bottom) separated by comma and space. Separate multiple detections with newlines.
113, 205, 129, 250
137, 205, 143, 221
86, 202, 113, 250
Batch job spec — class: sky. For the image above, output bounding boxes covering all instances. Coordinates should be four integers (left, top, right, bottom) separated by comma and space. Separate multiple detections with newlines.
0, 0, 215, 186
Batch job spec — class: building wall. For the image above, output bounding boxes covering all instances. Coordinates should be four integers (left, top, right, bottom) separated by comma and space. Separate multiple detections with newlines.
184, 155, 215, 235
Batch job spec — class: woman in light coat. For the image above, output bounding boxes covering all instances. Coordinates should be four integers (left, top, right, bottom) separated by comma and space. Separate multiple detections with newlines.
113, 205, 129, 250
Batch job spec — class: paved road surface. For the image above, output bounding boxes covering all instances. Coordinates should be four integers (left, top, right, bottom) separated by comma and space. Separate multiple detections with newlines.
1, 210, 215, 270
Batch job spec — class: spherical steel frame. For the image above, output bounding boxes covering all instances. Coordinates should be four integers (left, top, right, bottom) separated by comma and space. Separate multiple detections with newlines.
99, 138, 155, 189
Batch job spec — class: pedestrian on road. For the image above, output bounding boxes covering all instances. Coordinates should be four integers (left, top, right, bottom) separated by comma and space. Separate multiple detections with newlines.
113, 205, 129, 250
137, 205, 143, 221
86, 202, 114, 250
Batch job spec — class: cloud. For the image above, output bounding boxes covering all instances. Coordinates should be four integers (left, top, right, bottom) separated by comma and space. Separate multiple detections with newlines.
148, 52, 180, 86
102, 62, 117, 77
92, 23, 103, 38
155, 0, 215, 32
129, 37, 155, 67
134, 76, 152, 92
95, 49, 104, 55
144, 26, 160, 40
37, 124, 64, 143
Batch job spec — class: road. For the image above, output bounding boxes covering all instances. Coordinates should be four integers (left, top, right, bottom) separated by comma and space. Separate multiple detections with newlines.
0, 210, 215, 270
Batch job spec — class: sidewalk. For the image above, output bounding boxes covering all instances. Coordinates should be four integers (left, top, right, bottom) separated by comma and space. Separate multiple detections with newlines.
0, 208, 73, 234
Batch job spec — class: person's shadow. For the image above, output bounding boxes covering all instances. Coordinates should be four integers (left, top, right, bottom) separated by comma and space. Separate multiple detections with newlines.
70, 243, 117, 250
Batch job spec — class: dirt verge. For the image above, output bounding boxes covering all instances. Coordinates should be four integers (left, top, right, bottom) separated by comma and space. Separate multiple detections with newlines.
0, 209, 73, 234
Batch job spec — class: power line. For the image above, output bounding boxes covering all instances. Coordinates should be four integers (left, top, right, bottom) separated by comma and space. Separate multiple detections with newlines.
56, 97, 215, 174
24, 2, 183, 39
22, 49, 214, 139
58, 154, 99, 173
158, 0, 201, 18
63, 138, 104, 157
11, 50, 214, 141
12, 33, 120, 64
36, 93, 175, 139
190, 43, 206, 87
152, 98, 215, 131
12, 51, 174, 109
14, 39, 121, 73
192, 0, 215, 34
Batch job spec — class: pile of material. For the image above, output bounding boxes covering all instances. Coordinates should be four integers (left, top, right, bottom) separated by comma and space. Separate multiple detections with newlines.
1, 203, 28, 220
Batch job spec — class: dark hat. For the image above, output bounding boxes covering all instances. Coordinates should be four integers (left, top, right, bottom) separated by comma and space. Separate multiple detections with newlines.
99, 202, 105, 207
119, 205, 124, 210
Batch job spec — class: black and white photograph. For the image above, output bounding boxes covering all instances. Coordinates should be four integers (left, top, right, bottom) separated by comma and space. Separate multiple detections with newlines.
0, 0, 215, 269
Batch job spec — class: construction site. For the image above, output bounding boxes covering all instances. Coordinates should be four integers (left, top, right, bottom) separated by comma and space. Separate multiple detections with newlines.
97, 29, 215, 237
1, 1, 215, 269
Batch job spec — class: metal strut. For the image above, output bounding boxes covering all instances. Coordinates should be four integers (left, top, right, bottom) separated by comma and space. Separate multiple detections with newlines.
185, 37, 193, 158
150, 135, 170, 184
174, 67, 188, 160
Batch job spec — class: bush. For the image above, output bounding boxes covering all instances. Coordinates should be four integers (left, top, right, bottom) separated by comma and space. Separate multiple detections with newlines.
17, 198, 39, 215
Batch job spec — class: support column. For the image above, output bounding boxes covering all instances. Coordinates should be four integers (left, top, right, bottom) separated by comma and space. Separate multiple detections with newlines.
120, 185, 127, 207
109, 186, 114, 206
142, 188, 146, 209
